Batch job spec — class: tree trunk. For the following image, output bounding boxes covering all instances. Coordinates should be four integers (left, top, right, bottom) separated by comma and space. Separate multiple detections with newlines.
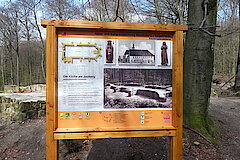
10, 47, 14, 85
28, 43, 32, 85
15, 33, 20, 86
14, 11, 20, 86
234, 0, 240, 88
0, 49, 5, 88
16, 54, 20, 86
25, 12, 32, 85
235, 40, 240, 88
183, 0, 218, 134
33, 10, 46, 81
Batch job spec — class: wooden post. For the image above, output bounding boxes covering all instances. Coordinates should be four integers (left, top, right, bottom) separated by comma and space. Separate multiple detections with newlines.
170, 31, 183, 160
46, 26, 58, 160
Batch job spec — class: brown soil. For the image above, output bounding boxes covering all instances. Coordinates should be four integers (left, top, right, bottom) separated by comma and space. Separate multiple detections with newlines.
0, 96, 240, 160
183, 96, 240, 159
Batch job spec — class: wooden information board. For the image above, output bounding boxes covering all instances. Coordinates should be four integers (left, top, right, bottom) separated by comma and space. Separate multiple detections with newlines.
41, 20, 187, 160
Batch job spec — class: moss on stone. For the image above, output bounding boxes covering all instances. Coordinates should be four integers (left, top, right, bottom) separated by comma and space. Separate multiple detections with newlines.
1, 96, 46, 123
38, 110, 46, 117
26, 110, 38, 119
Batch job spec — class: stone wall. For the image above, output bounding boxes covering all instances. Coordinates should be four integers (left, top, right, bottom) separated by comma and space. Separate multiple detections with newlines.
0, 96, 46, 124
136, 89, 166, 102
3, 85, 20, 93
3, 84, 46, 93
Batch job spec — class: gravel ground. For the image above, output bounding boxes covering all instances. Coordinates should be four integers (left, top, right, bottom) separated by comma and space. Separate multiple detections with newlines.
209, 97, 240, 159
0, 96, 239, 160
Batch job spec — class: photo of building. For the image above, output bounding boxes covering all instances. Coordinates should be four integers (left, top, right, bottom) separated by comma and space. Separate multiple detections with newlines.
118, 44, 155, 64
118, 40, 155, 65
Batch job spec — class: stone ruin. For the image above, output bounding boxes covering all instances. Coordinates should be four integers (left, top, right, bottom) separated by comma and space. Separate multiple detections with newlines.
3, 84, 46, 93
0, 96, 46, 123
0, 84, 46, 124
136, 89, 166, 102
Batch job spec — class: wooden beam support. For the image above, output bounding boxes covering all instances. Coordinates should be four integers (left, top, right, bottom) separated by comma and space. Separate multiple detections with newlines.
41, 19, 188, 31
54, 130, 176, 140
170, 31, 184, 160
46, 26, 58, 160
54, 125, 176, 133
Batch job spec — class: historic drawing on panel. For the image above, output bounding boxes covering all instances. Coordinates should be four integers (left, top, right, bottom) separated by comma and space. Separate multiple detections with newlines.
161, 42, 168, 66
104, 69, 172, 109
106, 40, 114, 63
118, 40, 155, 65
61, 42, 102, 63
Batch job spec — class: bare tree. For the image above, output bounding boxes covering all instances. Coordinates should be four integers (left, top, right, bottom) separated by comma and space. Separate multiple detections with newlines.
0, 0, 46, 86
0, 4, 19, 85
214, 0, 239, 77
234, 0, 240, 88
0, 46, 5, 89
184, 0, 218, 135
79, 0, 135, 22
132, 0, 188, 24
10, 3, 21, 86
18, 0, 34, 84
43, 0, 81, 20
28, 0, 46, 81
18, 0, 46, 82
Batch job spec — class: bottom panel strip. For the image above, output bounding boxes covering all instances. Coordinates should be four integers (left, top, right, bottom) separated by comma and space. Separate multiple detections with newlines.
54, 130, 176, 140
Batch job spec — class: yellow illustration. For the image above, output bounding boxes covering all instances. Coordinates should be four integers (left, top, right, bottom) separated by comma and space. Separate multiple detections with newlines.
62, 42, 102, 62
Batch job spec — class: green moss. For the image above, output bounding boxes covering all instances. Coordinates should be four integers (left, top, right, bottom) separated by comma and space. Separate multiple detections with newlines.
234, 86, 240, 91
26, 110, 37, 119
236, 92, 240, 96
182, 131, 188, 140
19, 102, 31, 112
184, 109, 220, 144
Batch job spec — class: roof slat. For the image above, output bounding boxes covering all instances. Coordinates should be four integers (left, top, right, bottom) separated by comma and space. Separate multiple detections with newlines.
41, 19, 188, 31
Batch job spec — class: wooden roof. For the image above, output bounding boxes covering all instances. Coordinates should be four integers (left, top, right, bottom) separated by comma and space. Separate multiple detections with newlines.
125, 49, 154, 56
41, 19, 188, 31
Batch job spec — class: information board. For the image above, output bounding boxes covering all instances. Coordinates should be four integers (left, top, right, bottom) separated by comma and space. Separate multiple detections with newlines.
42, 20, 187, 160
57, 31, 173, 131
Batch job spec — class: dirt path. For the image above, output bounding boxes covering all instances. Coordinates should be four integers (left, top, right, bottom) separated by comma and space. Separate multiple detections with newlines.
88, 137, 168, 160
209, 97, 240, 159
0, 96, 239, 160
88, 97, 240, 160
0, 117, 92, 160
0, 118, 46, 160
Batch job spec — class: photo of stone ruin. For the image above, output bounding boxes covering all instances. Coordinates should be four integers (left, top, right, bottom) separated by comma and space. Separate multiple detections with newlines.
104, 69, 172, 109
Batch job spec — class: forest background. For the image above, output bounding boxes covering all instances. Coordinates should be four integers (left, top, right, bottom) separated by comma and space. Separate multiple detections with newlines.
0, 0, 238, 88
0, 0, 238, 87
0, 0, 239, 135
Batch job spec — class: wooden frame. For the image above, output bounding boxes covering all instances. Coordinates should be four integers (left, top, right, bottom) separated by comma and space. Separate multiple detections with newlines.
42, 20, 187, 160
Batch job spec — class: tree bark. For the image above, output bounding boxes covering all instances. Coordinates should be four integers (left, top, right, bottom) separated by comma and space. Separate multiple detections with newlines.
25, 11, 33, 85
9, 44, 14, 85
15, 30, 20, 86
183, 0, 218, 134
33, 9, 46, 81
0, 49, 5, 88
234, 0, 240, 88
14, 11, 20, 86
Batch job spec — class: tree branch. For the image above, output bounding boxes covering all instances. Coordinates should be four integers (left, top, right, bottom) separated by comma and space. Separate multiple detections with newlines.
129, 0, 144, 22
199, 0, 208, 28
189, 0, 221, 37
201, 28, 221, 37
113, 0, 124, 22
103, 0, 110, 20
